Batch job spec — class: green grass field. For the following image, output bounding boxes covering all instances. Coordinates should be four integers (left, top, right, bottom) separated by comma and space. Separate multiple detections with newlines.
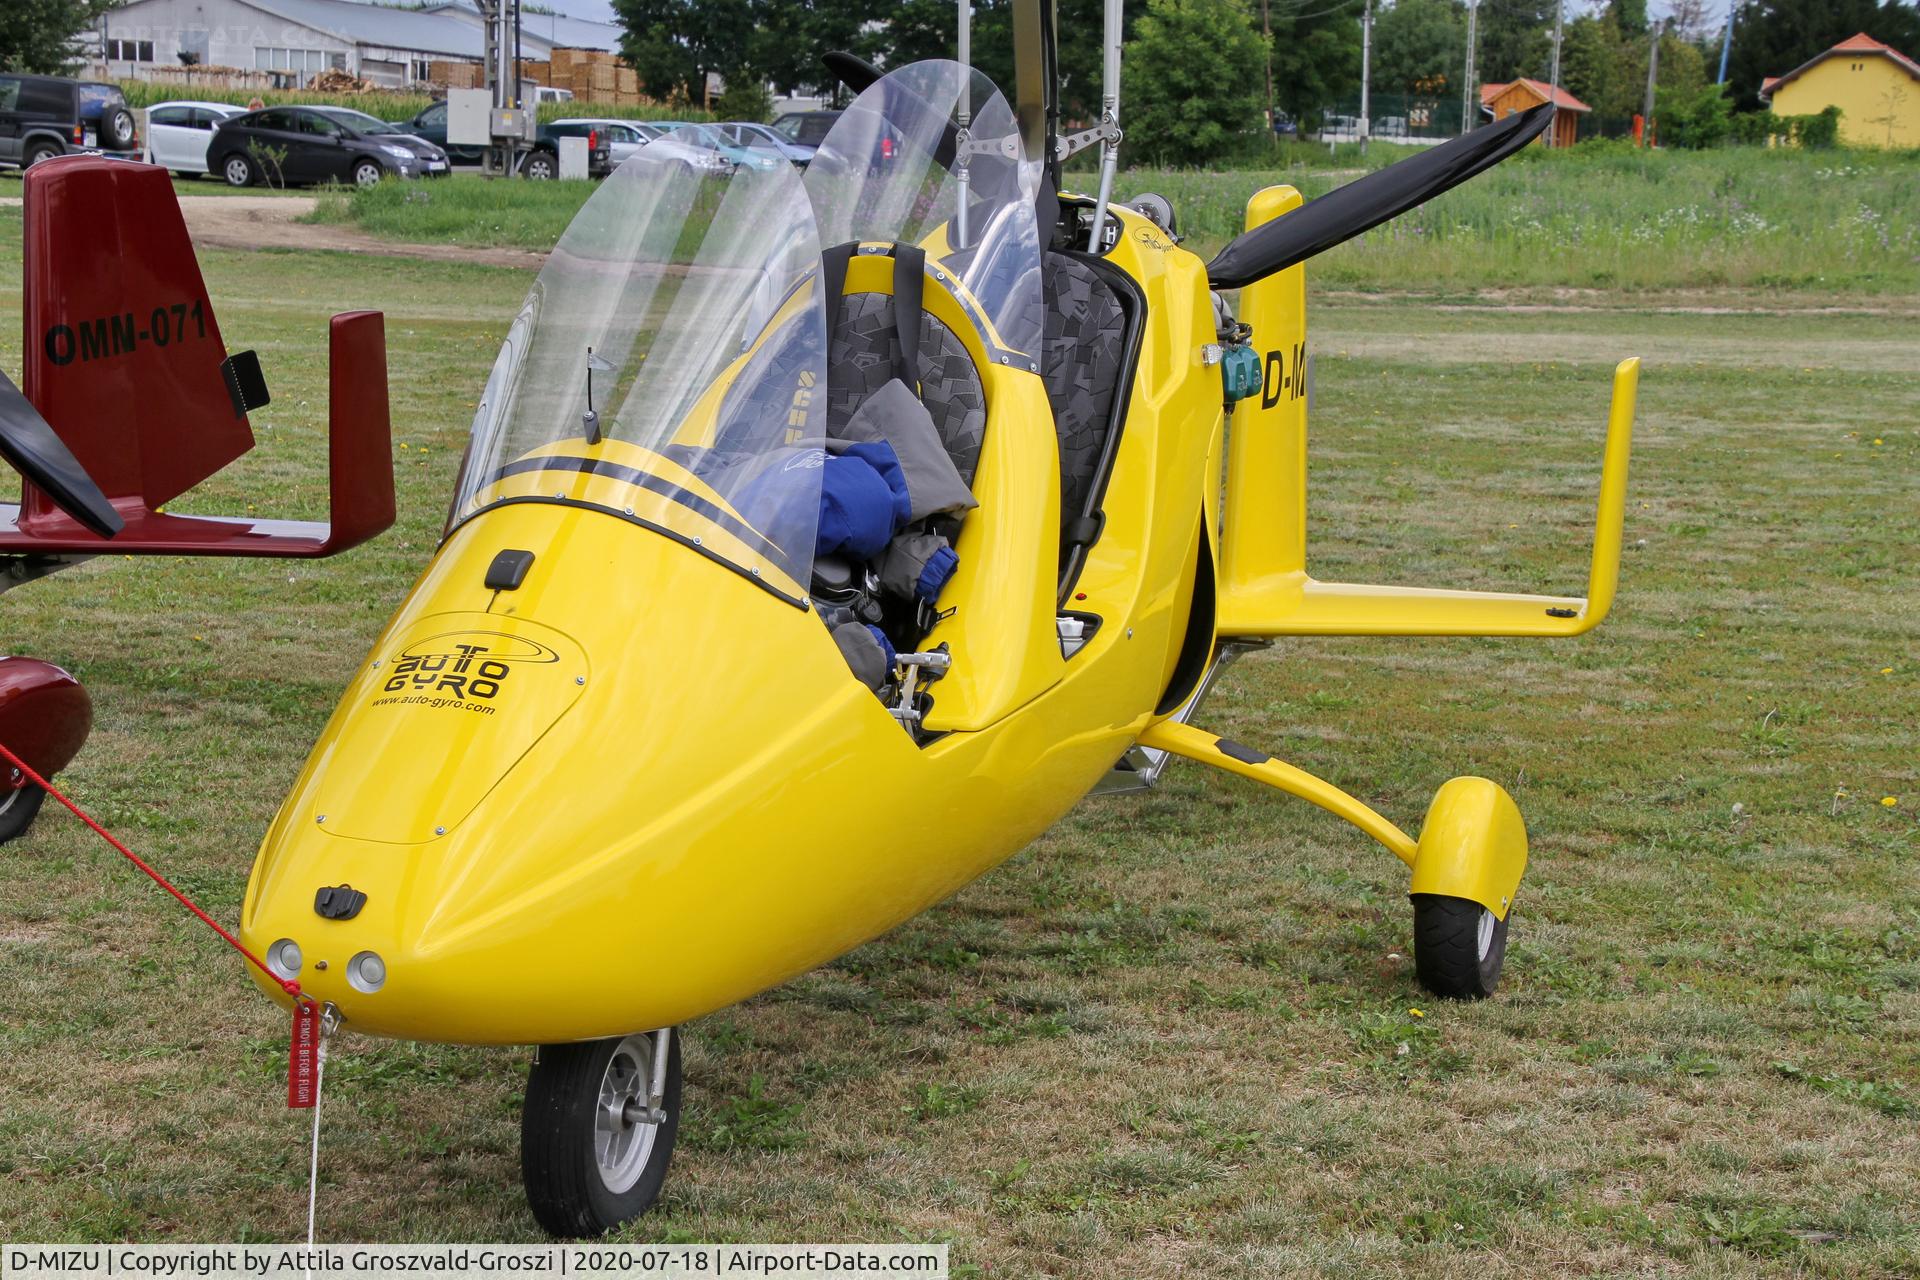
305, 144, 1920, 292
0, 190, 1917, 1276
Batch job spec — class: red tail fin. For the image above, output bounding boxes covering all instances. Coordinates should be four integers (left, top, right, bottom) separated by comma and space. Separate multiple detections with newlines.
2, 156, 394, 559
19, 156, 252, 522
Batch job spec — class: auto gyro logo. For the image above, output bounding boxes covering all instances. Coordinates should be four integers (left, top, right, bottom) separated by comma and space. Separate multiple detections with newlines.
370, 631, 560, 713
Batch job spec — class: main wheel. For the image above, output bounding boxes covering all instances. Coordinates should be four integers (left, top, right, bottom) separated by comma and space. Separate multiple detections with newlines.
522, 1029, 681, 1237
0, 783, 45, 844
1411, 894, 1508, 1000
221, 153, 254, 187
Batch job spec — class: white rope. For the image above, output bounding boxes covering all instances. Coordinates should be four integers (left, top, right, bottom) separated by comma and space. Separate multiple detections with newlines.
306, 1016, 331, 1273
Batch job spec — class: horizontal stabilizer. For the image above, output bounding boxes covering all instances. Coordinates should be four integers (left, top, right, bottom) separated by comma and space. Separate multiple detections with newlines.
1206, 104, 1553, 289
0, 312, 394, 558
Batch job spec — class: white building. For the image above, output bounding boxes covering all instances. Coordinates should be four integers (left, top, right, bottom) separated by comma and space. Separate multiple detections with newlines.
95, 0, 620, 89
423, 3, 622, 56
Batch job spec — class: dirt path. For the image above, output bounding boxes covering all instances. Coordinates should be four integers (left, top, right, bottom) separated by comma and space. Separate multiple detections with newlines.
0, 192, 547, 270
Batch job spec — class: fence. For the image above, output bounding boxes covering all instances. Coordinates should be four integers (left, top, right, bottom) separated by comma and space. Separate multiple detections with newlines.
1310, 93, 1467, 144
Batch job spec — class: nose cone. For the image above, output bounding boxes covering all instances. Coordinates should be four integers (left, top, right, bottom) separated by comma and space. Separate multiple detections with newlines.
243, 504, 909, 1042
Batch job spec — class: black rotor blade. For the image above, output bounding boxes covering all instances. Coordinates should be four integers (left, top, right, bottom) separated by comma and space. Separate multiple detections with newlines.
822, 50, 884, 97
0, 369, 123, 539
1206, 104, 1554, 290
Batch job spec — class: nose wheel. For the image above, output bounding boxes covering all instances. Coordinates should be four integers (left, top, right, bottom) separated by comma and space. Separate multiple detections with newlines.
1411, 894, 1509, 999
522, 1028, 681, 1236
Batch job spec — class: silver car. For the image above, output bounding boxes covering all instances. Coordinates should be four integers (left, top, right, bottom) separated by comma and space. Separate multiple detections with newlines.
550, 118, 661, 168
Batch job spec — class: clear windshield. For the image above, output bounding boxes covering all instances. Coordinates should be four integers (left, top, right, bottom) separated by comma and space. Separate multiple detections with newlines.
452, 61, 1042, 598
805, 59, 1043, 360
455, 157, 827, 597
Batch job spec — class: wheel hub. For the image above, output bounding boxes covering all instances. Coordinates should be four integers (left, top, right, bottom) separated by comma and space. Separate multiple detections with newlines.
591, 1034, 659, 1194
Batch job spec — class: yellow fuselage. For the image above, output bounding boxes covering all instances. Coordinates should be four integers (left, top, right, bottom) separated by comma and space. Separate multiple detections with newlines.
241, 209, 1226, 1043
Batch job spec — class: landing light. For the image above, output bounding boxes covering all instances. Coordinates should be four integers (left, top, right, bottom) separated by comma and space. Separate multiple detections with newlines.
267, 938, 303, 980
347, 950, 387, 994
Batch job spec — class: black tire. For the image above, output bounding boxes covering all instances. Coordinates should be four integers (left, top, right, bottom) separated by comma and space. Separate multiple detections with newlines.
0, 783, 46, 844
100, 106, 137, 151
522, 1029, 681, 1237
1412, 894, 1509, 1000
522, 150, 557, 180
24, 141, 61, 169
351, 158, 385, 187
220, 152, 254, 187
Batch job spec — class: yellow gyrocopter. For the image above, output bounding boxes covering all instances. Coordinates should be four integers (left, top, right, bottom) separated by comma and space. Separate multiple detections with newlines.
240, 0, 1637, 1236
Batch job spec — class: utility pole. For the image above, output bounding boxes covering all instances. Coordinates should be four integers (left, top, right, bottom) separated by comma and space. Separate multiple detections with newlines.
1461, 0, 1478, 135
1642, 19, 1663, 146
1360, 0, 1372, 152
1717, 3, 1736, 84
1262, 0, 1274, 131
1547, 0, 1564, 146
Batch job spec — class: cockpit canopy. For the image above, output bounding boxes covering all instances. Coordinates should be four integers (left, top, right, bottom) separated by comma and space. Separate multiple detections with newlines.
454, 60, 1044, 602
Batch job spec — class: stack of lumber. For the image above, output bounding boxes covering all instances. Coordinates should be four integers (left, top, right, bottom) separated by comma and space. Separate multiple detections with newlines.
427, 60, 483, 89
546, 47, 642, 105
308, 67, 381, 94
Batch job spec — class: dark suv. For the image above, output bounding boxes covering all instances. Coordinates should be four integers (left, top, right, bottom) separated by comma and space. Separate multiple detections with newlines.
0, 74, 138, 169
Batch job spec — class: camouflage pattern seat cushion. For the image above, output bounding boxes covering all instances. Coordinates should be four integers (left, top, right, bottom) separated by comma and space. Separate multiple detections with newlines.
828, 292, 987, 488
1041, 254, 1126, 533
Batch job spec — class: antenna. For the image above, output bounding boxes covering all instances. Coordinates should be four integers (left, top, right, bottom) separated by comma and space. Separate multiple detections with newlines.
583, 347, 614, 444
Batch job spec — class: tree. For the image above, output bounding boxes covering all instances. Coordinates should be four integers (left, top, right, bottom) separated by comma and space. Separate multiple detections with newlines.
1561, 13, 1632, 116
715, 69, 774, 121
0, 0, 119, 74
876, 1, 1148, 121
1123, 0, 1266, 165
1372, 0, 1465, 100
1266, 0, 1363, 124
1655, 78, 1733, 146
1607, 0, 1648, 39
1725, 0, 1920, 111
1476, 0, 1552, 82
617, 0, 856, 103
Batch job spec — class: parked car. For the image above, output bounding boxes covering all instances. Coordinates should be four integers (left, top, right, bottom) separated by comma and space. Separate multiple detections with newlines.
311, 106, 449, 174
533, 120, 616, 178
718, 121, 814, 167
143, 100, 247, 176
393, 102, 611, 178
635, 124, 736, 177
551, 118, 658, 167
770, 109, 838, 149
393, 99, 478, 163
658, 123, 784, 174
769, 109, 899, 171
208, 106, 443, 187
0, 73, 138, 169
